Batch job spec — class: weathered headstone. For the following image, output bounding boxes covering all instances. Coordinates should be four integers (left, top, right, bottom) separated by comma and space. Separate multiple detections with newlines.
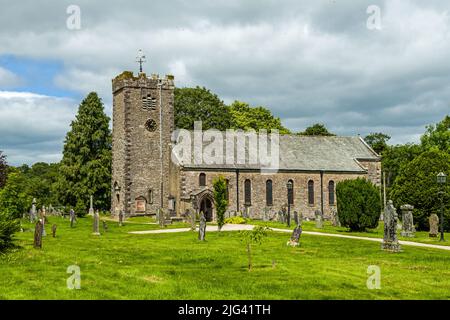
315, 210, 323, 229
429, 214, 439, 237
69, 208, 76, 228
188, 209, 196, 231
93, 210, 100, 235
51, 224, 57, 238
286, 209, 291, 227
198, 212, 206, 241
30, 198, 37, 222
331, 209, 341, 227
41, 207, 47, 236
88, 195, 94, 216
119, 210, 124, 227
34, 220, 43, 248
381, 200, 401, 252
293, 211, 299, 226
400, 204, 415, 237
158, 209, 165, 228
287, 225, 302, 247
278, 210, 283, 223
102, 220, 108, 232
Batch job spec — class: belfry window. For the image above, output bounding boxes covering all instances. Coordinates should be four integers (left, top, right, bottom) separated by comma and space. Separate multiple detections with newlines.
199, 173, 206, 187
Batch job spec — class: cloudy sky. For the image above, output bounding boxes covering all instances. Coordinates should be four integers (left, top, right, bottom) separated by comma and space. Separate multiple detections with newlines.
0, 0, 449, 165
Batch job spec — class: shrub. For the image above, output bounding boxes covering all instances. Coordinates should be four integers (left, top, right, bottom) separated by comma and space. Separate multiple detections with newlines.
213, 176, 228, 231
336, 178, 381, 232
224, 216, 249, 224
391, 150, 450, 231
74, 200, 88, 218
0, 211, 20, 251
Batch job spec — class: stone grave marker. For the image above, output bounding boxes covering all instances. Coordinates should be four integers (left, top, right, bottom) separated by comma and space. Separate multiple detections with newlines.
51, 224, 57, 238
429, 214, 439, 237
198, 212, 206, 241
400, 204, 415, 237
287, 225, 302, 247
381, 200, 401, 252
315, 210, 323, 229
93, 210, 100, 236
34, 220, 43, 249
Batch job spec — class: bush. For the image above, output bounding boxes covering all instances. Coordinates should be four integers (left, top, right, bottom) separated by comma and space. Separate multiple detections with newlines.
0, 171, 32, 219
336, 178, 381, 232
224, 216, 249, 224
74, 200, 88, 218
213, 176, 228, 231
391, 150, 450, 231
0, 212, 20, 251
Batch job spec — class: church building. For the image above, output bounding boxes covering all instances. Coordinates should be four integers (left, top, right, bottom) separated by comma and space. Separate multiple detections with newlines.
111, 71, 381, 221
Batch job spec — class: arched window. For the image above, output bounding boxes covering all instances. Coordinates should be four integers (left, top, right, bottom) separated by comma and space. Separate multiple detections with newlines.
288, 179, 294, 205
328, 181, 335, 205
199, 173, 206, 187
266, 180, 273, 206
244, 179, 252, 205
308, 180, 315, 205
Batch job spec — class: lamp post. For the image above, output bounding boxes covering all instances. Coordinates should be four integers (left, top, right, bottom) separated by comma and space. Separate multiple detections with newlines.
287, 181, 293, 228
437, 172, 447, 242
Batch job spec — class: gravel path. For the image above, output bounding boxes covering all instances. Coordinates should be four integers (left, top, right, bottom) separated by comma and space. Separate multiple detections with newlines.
128, 224, 450, 251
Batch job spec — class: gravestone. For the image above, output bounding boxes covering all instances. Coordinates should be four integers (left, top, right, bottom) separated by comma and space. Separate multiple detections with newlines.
93, 210, 100, 236
102, 221, 108, 232
188, 209, 196, 231
158, 209, 165, 228
381, 200, 401, 252
429, 214, 439, 237
30, 198, 37, 222
119, 210, 124, 227
34, 220, 43, 249
41, 207, 47, 236
198, 212, 206, 241
331, 209, 341, 227
287, 225, 302, 247
278, 210, 284, 223
293, 211, 299, 226
315, 210, 323, 229
69, 209, 76, 228
51, 224, 57, 238
286, 209, 291, 227
400, 204, 415, 237
88, 195, 94, 216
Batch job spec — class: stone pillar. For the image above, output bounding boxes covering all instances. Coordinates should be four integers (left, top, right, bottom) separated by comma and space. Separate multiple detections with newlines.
400, 204, 415, 237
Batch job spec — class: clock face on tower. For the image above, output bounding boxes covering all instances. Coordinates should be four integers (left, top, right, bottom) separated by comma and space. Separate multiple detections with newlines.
145, 119, 157, 132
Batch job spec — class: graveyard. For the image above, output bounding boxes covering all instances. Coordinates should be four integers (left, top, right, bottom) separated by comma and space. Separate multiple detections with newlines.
1, 214, 449, 300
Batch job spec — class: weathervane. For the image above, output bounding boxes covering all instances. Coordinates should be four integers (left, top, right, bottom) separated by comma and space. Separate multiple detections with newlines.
136, 49, 146, 73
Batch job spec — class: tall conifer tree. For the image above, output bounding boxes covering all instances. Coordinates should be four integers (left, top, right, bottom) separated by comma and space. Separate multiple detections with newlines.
57, 92, 111, 215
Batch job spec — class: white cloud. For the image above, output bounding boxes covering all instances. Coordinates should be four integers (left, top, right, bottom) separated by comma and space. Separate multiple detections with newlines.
0, 67, 21, 87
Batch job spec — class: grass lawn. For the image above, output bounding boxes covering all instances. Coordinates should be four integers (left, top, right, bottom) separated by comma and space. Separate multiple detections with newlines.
250, 219, 450, 246
1, 216, 449, 300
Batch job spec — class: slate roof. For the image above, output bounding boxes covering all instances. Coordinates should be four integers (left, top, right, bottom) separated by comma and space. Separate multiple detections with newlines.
174, 133, 379, 173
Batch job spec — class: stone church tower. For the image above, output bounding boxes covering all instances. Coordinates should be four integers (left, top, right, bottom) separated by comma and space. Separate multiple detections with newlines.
111, 71, 175, 216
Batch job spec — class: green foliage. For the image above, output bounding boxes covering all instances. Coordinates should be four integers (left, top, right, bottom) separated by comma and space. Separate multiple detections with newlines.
229, 101, 290, 134
336, 178, 381, 232
382, 143, 423, 193
240, 225, 271, 271
213, 176, 228, 231
0, 211, 20, 251
74, 199, 88, 218
57, 92, 112, 212
0, 151, 7, 189
390, 150, 450, 231
299, 123, 335, 136
174, 86, 232, 131
224, 216, 249, 224
0, 171, 32, 219
364, 132, 391, 155
421, 115, 450, 153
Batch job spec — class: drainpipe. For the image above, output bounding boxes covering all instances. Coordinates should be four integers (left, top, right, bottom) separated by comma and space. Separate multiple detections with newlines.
320, 170, 324, 215
236, 169, 240, 212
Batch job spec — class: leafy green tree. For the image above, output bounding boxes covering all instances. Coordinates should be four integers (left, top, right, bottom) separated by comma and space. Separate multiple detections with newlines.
213, 176, 228, 231
57, 92, 112, 216
0, 211, 20, 251
174, 86, 232, 131
364, 132, 391, 155
336, 178, 381, 232
0, 170, 32, 219
382, 144, 423, 195
229, 101, 291, 134
0, 151, 7, 189
421, 115, 450, 153
390, 150, 450, 231
239, 225, 270, 271
299, 123, 335, 136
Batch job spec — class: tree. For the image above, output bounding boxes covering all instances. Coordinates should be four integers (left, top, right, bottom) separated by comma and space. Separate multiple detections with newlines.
364, 133, 391, 155
336, 178, 381, 231
0, 170, 32, 219
390, 150, 450, 231
0, 211, 20, 252
421, 115, 450, 153
213, 176, 228, 231
0, 151, 7, 189
57, 92, 112, 215
239, 226, 270, 271
174, 86, 232, 131
229, 101, 291, 134
299, 123, 335, 136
